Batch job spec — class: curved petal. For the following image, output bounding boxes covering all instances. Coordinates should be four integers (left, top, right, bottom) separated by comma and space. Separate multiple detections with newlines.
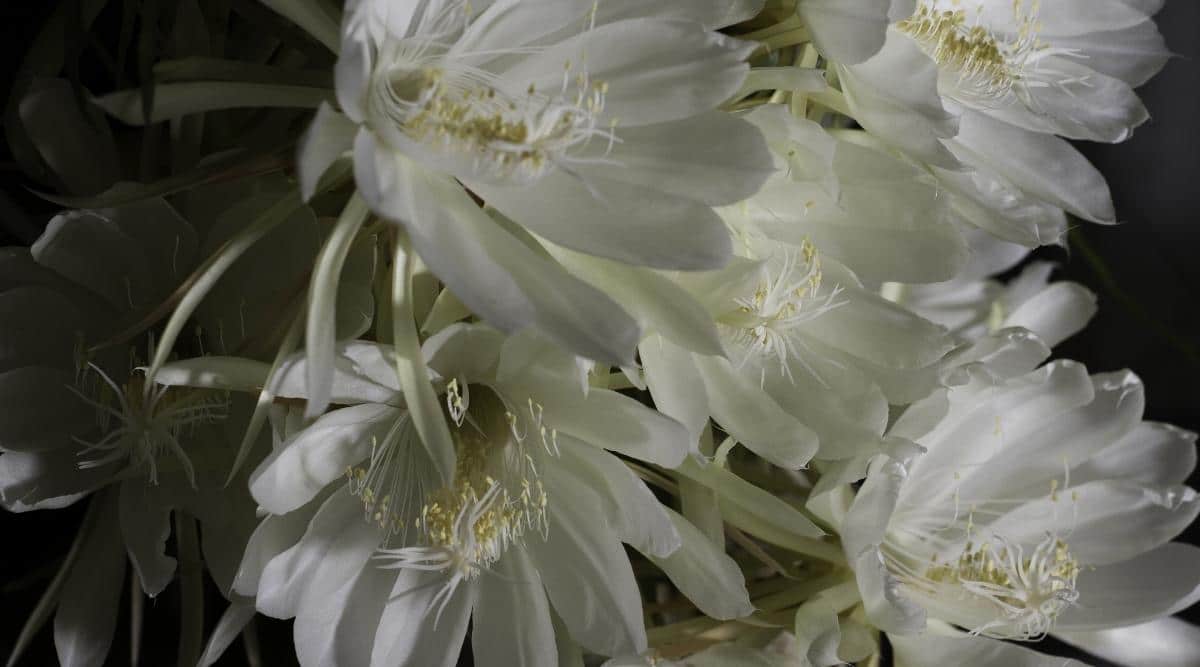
892, 632, 1086, 666
647, 508, 754, 620
1058, 617, 1200, 667
694, 354, 819, 469
471, 168, 734, 272
118, 480, 176, 597
370, 568, 474, 667
297, 103, 356, 202
527, 475, 646, 657
473, 548, 558, 667
355, 132, 642, 366
54, 491, 126, 667
249, 404, 403, 515
1057, 543, 1200, 632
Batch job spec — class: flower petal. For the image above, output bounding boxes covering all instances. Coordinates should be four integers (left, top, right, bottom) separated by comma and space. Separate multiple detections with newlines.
473, 548, 558, 667
54, 490, 126, 667
647, 508, 754, 620
250, 404, 403, 515
370, 568, 474, 667
1057, 543, 1200, 631
1058, 617, 1200, 667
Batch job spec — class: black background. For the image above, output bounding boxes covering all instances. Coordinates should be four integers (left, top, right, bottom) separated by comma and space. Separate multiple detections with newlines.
0, 1, 1196, 665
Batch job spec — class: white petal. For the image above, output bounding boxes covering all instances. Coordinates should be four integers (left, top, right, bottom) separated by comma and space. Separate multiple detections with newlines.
118, 481, 176, 597
528, 474, 646, 657
153, 356, 272, 393
250, 404, 402, 515
233, 509, 317, 598
675, 458, 825, 542
499, 19, 752, 126
1073, 422, 1198, 489
854, 546, 926, 635
694, 354, 819, 469
1003, 282, 1097, 347
892, 632, 1086, 666
1058, 617, 1200, 667
473, 548, 558, 667
952, 112, 1116, 223
839, 30, 961, 169
647, 508, 754, 620
640, 336, 710, 444
1057, 543, 1200, 632
297, 103, 356, 201
371, 569, 474, 667
0, 366, 93, 452
799, 0, 894, 64
197, 599, 256, 667
255, 490, 378, 619
355, 133, 641, 365
551, 250, 723, 356
507, 368, 691, 467
471, 169, 734, 272
54, 491, 125, 667
556, 438, 681, 558
575, 111, 773, 207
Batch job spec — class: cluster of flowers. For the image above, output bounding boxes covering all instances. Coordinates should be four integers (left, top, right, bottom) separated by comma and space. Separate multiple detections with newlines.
3, 0, 1197, 666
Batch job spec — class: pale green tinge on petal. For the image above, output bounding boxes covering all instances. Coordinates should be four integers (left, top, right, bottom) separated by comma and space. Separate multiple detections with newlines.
297, 103, 357, 201
118, 481, 176, 597
646, 508, 754, 620
891, 632, 1087, 667
472, 548, 558, 667
1058, 617, 1200, 667
249, 404, 401, 515
95, 82, 330, 126
54, 490, 126, 667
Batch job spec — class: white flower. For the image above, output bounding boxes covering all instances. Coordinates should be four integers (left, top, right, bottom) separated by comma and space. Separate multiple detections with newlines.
886, 259, 1097, 350
298, 0, 773, 366
161, 326, 751, 666
891, 0, 1167, 141
0, 201, 261, 667
841, 361, 1200, 649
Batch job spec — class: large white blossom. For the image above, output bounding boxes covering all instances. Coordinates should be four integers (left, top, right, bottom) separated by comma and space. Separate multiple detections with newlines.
298, 0, 774, 370
841, 361, 1200, 652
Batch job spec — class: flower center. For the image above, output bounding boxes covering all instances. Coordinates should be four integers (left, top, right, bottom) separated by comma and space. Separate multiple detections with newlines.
369, 48, 614, 185
897, 1, 1058, 106
922, 533, 1080, 639
70, 365, 226, 486
719, 240, 841, 378
373, 387, 556, 591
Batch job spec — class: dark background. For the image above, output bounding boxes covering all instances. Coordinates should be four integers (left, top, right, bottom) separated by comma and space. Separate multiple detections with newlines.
0, 1, 1197, 665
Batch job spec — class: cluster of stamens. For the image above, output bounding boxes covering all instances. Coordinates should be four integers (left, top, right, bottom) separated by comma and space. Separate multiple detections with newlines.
898, 1, 1049, 105
723, 240, 842, 379
69, 364, 227, 486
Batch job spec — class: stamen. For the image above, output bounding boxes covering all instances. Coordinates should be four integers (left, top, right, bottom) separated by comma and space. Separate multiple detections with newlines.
720, 240, 843, 380
69, 364, 226, 487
